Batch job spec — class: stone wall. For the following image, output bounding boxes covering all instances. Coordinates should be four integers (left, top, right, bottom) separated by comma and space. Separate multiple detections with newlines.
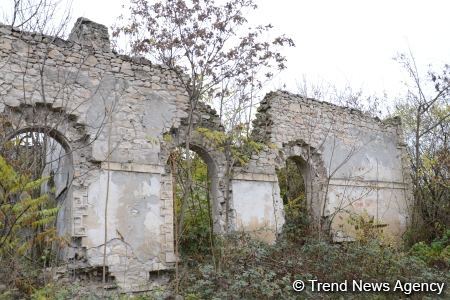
0, 18, 413, 291
0, 18, 191, 291
246, 91, 413, 241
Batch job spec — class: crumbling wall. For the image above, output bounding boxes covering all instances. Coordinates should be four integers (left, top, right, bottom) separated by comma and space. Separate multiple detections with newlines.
0, 17, 413, 291
0, 18, 193, 291
0, 16, 241, 291
248, 91, 413, 241
230, 143, 283, 243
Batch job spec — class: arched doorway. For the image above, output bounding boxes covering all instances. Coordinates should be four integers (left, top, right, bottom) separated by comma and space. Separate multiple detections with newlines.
276, 156, 309, 240
277, 142, 328, 235
1, 126, 73, 264
165, 139, 225, 257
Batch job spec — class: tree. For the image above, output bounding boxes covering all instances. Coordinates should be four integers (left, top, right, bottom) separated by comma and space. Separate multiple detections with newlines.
0, 155, 59, 292
113, 0, 294, 234
394, 52, 450, 243
2, 0, 72, 36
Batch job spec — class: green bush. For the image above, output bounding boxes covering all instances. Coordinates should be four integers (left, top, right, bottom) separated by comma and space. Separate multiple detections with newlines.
177, 233, 449, 299
410, 229, 450, 268
0, 155, 60, 295
30, 283, 71, 300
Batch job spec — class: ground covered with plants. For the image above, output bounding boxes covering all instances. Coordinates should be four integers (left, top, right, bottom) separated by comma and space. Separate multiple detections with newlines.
10, 231, 448, 299
175, 233, 449, 299
1, 0, 449, 299
1, 148, 447, 299
1, 132, 448, 299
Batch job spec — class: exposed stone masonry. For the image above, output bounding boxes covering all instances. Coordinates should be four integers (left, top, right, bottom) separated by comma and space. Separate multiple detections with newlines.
246, 91, 413, 239
68, 18, 111, 51
0, 18, 413, 291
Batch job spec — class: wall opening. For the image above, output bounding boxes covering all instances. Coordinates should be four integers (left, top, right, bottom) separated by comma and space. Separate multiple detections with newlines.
168, 145, 218, 256
1, 127, 73, 265
276, 156, 310, 241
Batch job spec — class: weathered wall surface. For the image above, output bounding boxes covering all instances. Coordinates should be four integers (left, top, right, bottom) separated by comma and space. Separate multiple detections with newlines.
248, 91, 413, 240
0, 18, 191, 290
0, 18, 240, 291
0, 18, 412, 291
231, 179, 283, 242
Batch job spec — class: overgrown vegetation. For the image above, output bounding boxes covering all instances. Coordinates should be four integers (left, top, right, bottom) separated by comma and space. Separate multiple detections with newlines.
276, 158, 310, 242
176, 233, 448, 299
394, 54, 449, 245
0, 155, 59, 295
22, 229, 450, 299
172, 150, 214, 256
410, 229, 450, 269
0, 0, 448, 299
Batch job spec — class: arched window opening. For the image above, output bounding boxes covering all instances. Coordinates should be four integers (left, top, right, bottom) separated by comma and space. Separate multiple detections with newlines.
168, 145, 217, 257
276, 156, 309, 241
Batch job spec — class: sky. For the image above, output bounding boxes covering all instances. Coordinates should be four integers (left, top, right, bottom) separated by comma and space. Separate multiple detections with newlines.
68, 0, 450, 101
3, 0, 450, 104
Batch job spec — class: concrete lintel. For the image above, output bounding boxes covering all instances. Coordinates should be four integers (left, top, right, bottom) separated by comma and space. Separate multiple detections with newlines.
328, 178, 407, 190
101, 162, 165, 174
233, 172, 277, 182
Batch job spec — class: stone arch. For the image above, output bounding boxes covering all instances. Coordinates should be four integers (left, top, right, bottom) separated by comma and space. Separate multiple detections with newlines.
0, 103, 92, 242
161, 128, 228, 234
276, 140, 328, 228
159, 102, 228, 236
4, 125, 74, 211
5, 126, 72, 150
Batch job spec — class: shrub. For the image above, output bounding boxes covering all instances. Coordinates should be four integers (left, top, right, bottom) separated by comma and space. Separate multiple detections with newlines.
177, 233, 449, 299
0, 155, 59, 295
410, 229, 450, 268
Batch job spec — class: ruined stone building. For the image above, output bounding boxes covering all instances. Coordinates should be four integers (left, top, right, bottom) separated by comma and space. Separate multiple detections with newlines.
0, 18, 412, 290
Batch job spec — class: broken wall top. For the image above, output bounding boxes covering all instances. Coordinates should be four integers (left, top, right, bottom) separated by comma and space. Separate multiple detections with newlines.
0, 18, 194, 165
250, 90, 410, 184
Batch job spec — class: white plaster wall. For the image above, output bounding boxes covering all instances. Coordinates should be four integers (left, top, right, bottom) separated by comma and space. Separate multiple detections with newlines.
321, 129, 409, 240
232, 180, 283, 243
251, 91, 413, 241
321, 129, 404, 182
327, 184, 410, 240
84, 170, 163, 262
